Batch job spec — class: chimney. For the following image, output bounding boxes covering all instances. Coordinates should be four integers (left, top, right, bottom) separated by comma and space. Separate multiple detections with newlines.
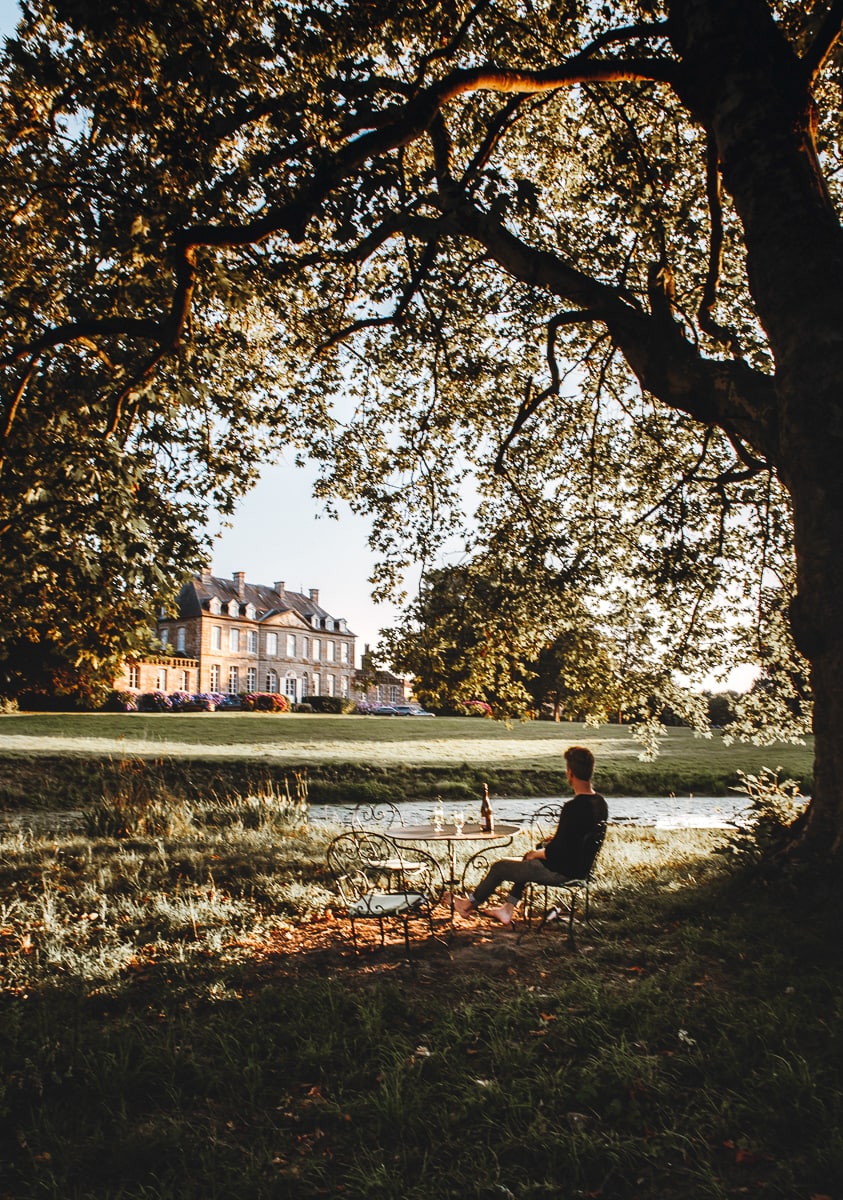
199, 566, 212, 583
234, 571, 246, 599
309, 588, 319, 605
274, 581, 285, 597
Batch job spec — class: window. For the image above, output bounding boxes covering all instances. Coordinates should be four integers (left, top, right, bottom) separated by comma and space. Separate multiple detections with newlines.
312, 673, 320, 696
228, 599, 239, 617
211, 625, 222, 650
326, 641, 335, 662
176, 627, 186, 652
180, 670, 190, 691
128, 665, 140, 689
230, 628, 240, 653
245, 603, 256, 620
340, 676, 349, 697
340, 642, 349, 664
312, 638, 321, 661
286, 634, 296, 657
228, 666, 239, 694
266, 669, 278, 692
301, 637, 309, 659
247, 630, 257, 653
301, 673, 308, 698
326, 675, 335, 696
210, 664, 221, 691
246, 667, 257, 692
156, 668, 167, 690
285, 675, 297, 699
209, 597, 221, 615
266, 631, 278, 657
160, 628, 169, 647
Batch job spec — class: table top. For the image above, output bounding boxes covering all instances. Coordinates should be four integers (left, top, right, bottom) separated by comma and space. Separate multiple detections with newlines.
389, 822, 520, 842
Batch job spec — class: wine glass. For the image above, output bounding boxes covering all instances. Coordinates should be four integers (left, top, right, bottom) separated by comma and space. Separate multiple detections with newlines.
432, 800, 445, 832
452, 809, 465, 836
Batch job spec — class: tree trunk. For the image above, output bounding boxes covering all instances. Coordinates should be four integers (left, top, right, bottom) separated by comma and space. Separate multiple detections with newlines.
670, 0, 843, 857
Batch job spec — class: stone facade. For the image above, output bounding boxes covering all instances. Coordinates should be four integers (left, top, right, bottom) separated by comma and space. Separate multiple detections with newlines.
119, 571, 357, 704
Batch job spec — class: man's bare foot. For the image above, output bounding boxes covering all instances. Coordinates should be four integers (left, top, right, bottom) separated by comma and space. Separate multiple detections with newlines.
450, 894, 476, 918
485, 902, 515, 925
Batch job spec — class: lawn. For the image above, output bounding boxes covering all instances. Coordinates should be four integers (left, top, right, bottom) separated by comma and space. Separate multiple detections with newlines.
0, 786, 840, 1200
0, 713, 815, 808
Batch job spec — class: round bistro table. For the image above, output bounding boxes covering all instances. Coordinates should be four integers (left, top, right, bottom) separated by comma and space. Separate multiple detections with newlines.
389, 821, 521, 920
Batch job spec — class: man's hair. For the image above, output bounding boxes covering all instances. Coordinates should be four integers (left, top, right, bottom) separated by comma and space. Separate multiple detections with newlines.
564, 745, 595, 783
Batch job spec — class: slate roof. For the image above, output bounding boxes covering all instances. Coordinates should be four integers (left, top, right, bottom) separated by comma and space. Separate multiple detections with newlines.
176, 574, 354, 635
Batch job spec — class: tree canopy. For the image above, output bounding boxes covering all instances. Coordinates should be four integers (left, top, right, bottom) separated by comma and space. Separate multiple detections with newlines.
2, 0, 843, 853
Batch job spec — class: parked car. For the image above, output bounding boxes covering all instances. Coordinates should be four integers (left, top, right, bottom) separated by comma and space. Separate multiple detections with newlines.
393, 704, 435, 716
369, 704, 399, 715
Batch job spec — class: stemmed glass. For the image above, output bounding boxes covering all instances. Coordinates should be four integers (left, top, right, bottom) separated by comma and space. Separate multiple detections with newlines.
452, 810, 465, 836
432, 800, 445, 832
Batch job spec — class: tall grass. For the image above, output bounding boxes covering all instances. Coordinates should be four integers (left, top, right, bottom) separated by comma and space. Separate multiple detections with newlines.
0, 784, 840, 1200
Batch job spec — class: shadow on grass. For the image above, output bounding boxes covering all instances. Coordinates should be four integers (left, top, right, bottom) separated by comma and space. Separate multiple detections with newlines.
1, 827, 842, 1200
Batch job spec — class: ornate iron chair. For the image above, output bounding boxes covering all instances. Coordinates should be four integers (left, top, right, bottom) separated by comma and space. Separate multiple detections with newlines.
326, 830, 446, 957
348, 801, 425, 875
348, 801, 404, 832
521, 808, 608, 947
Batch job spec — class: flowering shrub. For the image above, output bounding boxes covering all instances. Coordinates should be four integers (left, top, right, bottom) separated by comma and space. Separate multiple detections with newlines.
168, 690, 194, 710
193, 692, 226, 711
102, 690, 137, 712
458, 700, 493, 718
241, 692, 289, 713
137, 691, 172, 712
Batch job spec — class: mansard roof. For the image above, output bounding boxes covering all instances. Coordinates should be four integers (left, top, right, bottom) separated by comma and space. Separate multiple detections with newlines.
175, 573, 355, 635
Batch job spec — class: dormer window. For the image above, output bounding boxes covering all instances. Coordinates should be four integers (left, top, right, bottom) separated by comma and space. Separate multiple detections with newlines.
245, 603, 256, 620
227, 599, 239, 617
209, 597, 221, 615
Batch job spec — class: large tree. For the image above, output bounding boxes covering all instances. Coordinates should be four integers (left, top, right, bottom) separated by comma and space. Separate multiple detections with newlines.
2, 0, 842, 854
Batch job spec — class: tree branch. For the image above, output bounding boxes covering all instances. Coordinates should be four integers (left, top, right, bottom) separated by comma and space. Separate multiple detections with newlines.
433, 188, 778, 461
802, 0, 843, 81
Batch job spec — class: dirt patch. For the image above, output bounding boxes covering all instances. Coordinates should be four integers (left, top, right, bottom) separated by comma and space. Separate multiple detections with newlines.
230, 909, 578, 992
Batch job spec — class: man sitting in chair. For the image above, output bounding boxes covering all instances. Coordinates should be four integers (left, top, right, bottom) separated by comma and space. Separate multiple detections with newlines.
447, 745, 608, 926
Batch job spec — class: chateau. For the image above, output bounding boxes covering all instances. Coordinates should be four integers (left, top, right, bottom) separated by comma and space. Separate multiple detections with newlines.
120, 570, 357, 704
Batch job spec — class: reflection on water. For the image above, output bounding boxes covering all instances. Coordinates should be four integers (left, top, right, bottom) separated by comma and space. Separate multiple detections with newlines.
309, 794, 748, 830
0, 795, 748, 838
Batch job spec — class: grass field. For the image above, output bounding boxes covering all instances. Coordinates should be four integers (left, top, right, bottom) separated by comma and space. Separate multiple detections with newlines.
0, 788, 840, 1200
0, 718, 838, 1198
0, 713, 815, 810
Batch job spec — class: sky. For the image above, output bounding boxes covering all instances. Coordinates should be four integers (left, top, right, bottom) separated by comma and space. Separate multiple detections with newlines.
206, 462, 405, 652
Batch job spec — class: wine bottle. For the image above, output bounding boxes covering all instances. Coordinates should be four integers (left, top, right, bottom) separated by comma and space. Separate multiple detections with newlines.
480, 783, 494, 833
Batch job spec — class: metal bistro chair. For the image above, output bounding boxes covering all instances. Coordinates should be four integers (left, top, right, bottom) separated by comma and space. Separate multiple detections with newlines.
348, 801, 425, 876
522, 804, 608, 947
326, 830, 446, 958
349, 801, 404, 832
